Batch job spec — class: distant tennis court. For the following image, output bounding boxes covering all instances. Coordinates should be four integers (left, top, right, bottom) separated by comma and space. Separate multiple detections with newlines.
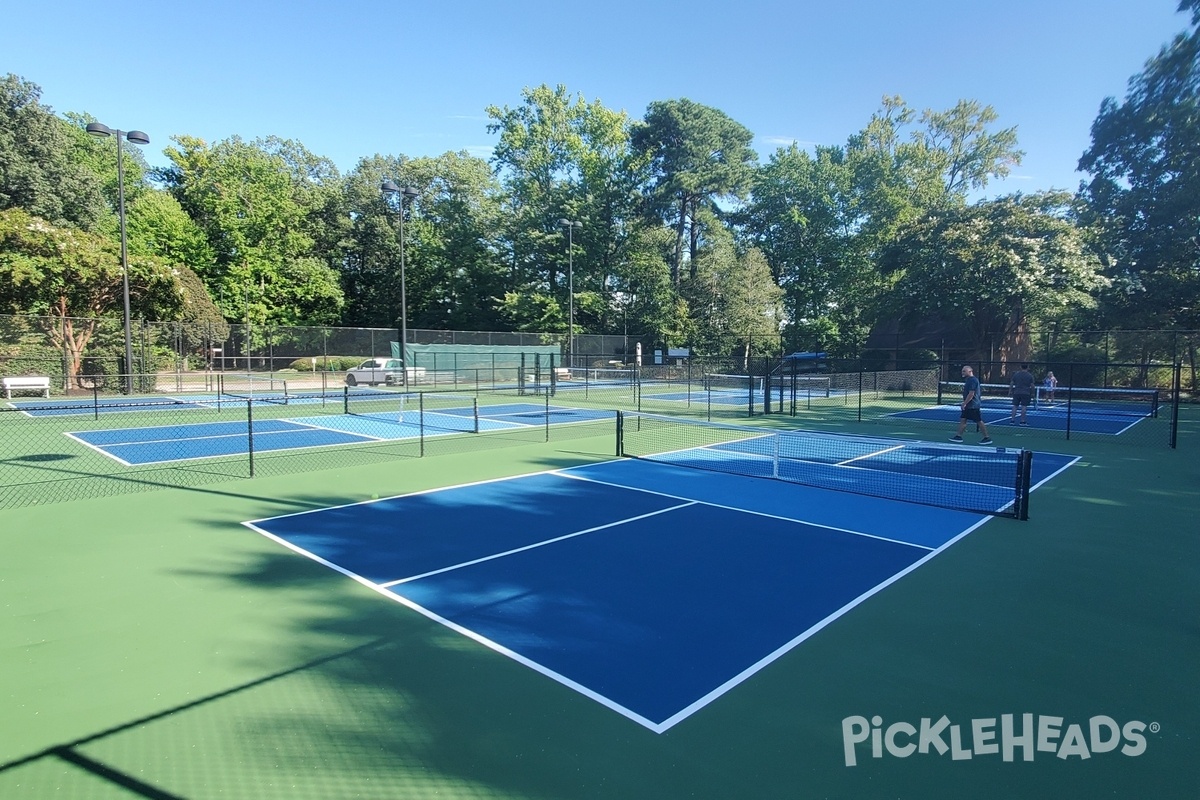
64, 398, 612, 466
890, 381, 1160, 435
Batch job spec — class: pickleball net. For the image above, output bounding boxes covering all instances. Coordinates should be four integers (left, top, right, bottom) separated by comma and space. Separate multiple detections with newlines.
937, 382, 1159, 417
344, 390, 480, 433
617, 412, 1033, 519
703, 373, 765, 394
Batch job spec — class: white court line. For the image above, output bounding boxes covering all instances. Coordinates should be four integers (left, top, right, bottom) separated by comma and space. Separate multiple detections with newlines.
62, 431, 136, 466
244, 517, 672, 732
637, 437, 1021, 508
556, 468, 934, 552
835, 443, 906, 466
241, 450, 1070, 734
67, 422, 386, 466
378, 501, 697, 588
650, 516, 994, 733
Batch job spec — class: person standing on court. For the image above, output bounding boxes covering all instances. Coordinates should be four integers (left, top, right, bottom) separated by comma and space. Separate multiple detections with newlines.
1044, 370, 1058, 403
951, 365, 993, 444
1010, 363, 1035, 425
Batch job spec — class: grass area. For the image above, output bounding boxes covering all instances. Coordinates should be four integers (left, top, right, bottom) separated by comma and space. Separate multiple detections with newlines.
1, 407, 1197, 798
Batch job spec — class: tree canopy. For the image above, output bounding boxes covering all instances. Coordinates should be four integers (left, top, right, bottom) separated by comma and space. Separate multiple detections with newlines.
1078, 0, 1200, 331
4, 6, 1198, 373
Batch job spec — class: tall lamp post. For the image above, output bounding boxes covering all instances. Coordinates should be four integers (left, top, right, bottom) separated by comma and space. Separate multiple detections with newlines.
558, 218, 582, 369
86, 122, 149, 394
381, 181, 419, 385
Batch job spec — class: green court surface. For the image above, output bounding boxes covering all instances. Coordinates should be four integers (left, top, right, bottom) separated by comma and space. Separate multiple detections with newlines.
1, 411, 1198, 799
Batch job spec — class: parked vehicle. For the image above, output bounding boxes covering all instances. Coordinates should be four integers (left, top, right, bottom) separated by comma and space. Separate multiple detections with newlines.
344, 358, 403, 386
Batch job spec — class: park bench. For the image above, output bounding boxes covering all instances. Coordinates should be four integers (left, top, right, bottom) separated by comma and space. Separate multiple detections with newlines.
3, 375, 51, 399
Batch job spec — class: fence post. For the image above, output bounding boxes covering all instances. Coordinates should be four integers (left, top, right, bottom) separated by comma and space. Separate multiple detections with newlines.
1170, 362, 1181, 449
857, 363, 864, 422
1065, 362, 1075, 440
247, 399, 255, 477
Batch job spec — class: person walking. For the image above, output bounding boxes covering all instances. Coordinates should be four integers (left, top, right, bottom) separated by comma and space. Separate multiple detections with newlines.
1043, 371, 1058, 403
950, 365, 993, 444
1011, 363, 1035, 425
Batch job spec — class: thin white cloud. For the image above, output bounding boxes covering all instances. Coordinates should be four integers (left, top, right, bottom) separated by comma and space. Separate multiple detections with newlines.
758, 136, 823, 149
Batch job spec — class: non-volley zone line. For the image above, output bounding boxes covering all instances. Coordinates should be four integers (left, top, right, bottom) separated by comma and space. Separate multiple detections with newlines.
65, 418, 390, 466
244, 459, 1035, 732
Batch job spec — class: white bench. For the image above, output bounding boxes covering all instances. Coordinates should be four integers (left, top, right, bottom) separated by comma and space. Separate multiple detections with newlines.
3, 375, 51, 399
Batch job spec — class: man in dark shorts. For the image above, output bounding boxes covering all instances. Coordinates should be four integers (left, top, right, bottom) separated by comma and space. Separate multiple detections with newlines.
1010, 363, 1035, 425
950, 365, 993, 444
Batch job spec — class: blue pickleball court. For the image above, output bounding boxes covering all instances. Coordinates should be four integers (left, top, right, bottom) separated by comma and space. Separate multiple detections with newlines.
64, 402, 613, 465
245, 445, 1075, 732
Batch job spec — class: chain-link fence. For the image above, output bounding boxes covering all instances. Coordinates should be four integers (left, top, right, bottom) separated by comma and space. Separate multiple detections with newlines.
0, 314, 652, 387
2, 311, 1189, 511
756, 356, 1183, 449
0, 385, 620, 510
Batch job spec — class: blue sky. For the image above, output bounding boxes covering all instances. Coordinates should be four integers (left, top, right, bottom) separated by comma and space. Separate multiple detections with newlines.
5, 0, 1190, 197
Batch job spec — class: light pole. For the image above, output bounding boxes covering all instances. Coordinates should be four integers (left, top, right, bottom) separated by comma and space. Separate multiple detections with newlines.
381, 181, 419, 385
558, 218, 582, 369
86, 122, 149, 394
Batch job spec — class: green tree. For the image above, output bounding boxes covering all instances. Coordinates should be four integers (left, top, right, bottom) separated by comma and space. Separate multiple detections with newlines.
0, 207, 188, 380
499, 290, 563, 332
157, 135, 344, 326
487, 84, 648, 337
0, 75, 108, 231
740, 143, 873, 355
401, 152, 508, 330
610, 226, 692, 351
342, 151, 506, 330
882, 192, 1107, 357
739, 96, 1024, 355
487, 84, 590, 303
1077, 0, 1200, 332
686, 216, 782, 360
122, 190, 216, 276
631, 98, 757, 285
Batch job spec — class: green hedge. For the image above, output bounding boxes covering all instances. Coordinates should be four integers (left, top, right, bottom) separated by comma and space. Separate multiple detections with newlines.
286, 356, 364, 372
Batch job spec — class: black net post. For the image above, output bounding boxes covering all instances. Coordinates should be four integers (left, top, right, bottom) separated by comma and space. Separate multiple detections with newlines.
616, 410, 624, 456
1016, 449, 1033, 520
544, 392, 551, 443
343, 385, 349, 416
1170, 362, 1182, 449
419, 392, 425, 457
247, 399, 255, 477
